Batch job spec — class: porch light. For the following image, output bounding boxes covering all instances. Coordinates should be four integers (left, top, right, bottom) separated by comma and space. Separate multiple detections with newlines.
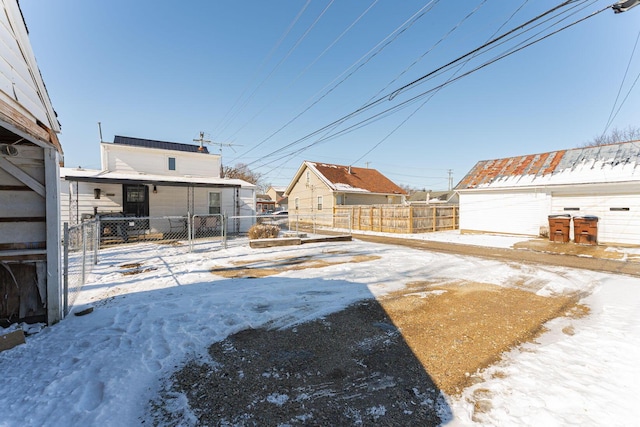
94, 188, 101, 199
153, 185, 157, 193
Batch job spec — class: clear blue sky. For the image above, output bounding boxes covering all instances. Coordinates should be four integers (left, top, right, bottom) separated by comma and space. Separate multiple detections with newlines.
19, 1, 640, 190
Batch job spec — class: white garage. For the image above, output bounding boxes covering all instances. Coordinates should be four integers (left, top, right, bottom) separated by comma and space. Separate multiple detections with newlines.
455, 141, 640, 246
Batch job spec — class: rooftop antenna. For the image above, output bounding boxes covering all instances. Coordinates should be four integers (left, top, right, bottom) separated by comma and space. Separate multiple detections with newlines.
98, 121, 104, 143
193, 131, 242, 155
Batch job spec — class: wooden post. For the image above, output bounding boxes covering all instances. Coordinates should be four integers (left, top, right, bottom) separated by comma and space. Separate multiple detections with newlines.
432, 206, 436, 232
409, 205, 413, 234
45, 147, 62, 324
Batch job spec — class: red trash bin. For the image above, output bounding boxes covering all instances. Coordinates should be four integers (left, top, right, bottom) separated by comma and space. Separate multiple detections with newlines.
573, 215, 598, 245
548, 214, 571, 243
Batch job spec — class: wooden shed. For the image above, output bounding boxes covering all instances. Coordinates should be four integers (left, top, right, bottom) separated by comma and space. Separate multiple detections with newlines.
0, 0, 63, 326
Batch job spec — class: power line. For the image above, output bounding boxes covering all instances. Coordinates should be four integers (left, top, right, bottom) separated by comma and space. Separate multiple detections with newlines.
248, 0, 609, 170
602, 26, 640, 134
214, 0, 335, 141
210, 1, 311, 139
224, 0, 380, 147
230, 0, 440, 164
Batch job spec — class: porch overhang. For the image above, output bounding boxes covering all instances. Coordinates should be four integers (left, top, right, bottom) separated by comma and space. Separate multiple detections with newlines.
63, 175, 241, 188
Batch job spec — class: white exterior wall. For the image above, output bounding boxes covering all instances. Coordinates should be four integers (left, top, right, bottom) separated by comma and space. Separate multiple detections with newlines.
60, 180, 122, 225
459, 190, 551, 236
551, 191, 640, 245
101, 143, 221, 177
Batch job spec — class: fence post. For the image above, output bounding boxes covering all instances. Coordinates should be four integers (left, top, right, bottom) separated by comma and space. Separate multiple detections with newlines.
81, 222, 87, 288
63, 222, 69, 316
432, 206, 436, 232
93, 219, 99, 265
223, 214, 227, 249
187, 212, 192, 252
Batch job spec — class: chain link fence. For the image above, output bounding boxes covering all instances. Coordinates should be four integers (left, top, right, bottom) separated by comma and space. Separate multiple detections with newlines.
63, 220, 99, 315
61, 213, 355, 313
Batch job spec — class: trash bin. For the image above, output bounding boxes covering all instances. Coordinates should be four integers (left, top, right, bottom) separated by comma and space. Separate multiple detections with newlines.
573, 215, 598, 245
548, 214, 571, 243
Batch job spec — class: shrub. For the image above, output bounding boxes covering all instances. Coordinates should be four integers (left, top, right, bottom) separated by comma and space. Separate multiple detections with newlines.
248, 224, 280, 239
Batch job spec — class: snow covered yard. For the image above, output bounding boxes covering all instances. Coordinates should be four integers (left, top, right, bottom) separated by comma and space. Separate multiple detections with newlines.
1, 233, 639, 426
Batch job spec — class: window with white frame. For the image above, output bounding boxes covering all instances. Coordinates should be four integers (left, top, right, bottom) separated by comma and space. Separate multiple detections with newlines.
317, 196, 323, 211
168, 157, 176, 171
208, 192, 221, 214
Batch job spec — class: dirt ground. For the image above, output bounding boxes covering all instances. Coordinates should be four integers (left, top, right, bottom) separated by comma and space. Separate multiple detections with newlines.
149, 241, 594, 426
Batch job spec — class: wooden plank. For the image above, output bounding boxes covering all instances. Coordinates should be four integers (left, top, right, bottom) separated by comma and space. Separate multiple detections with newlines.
0, 156, 45, 197
301, 235, 352, 244
0, 217, 46, 222
0, 98, 52, 145
249, 238, 301, 248
45, 147, 62, 324
0, 329, 25, 352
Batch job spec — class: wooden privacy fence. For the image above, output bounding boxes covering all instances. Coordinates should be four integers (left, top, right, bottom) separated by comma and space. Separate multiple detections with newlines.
334, 205, 458, 234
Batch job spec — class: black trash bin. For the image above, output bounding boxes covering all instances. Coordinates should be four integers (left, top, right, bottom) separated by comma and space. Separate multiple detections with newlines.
548, 214, 571, 243
573, 215, 598, 245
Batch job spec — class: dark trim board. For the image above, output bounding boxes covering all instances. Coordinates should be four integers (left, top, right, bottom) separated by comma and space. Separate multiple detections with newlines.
64, 176, 241, 188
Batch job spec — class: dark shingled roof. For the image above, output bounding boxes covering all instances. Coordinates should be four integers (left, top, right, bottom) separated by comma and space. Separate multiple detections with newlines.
113, 135, 209, 154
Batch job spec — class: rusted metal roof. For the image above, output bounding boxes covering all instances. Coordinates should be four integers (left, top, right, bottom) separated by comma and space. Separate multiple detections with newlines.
308, 162, 406, 195
455, 141, 640, 190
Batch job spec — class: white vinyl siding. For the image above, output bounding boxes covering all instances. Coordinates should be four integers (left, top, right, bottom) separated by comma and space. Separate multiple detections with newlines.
459, 191, 550, 236
551, 193, 640, 245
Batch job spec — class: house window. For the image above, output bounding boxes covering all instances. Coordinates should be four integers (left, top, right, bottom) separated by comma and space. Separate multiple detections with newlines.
208, 192, 221, 214
168, 157, 176, 171
317, 196, 323, 211
126, 186, 146, 202
295, 197, 299, 210
336, 194, 343, 205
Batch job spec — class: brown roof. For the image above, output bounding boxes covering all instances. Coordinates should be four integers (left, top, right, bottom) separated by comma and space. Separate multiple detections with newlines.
310, 162, 406, 195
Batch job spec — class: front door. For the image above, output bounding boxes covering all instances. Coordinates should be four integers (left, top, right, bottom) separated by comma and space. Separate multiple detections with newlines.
123, 184, 149, 217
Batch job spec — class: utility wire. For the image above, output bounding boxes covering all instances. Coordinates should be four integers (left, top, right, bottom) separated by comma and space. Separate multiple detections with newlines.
602, 26, 640, 134
214, 0, 335, 140
211, 1, 311, 139
248, 0, 600, 169
224, 0, 379, 146
231, 0, 439, 164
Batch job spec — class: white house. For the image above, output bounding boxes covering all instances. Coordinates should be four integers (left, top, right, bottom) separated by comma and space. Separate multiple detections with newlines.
455, 141, 640, 245
0, 0, 63, 325
61, 135, 256, 234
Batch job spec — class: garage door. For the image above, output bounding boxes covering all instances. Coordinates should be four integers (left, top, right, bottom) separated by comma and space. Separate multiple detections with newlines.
551, 194, 640, 245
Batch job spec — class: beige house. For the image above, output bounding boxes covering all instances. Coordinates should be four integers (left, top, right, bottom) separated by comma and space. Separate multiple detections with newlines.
284, 161, 406, 217
266, 185, 287, 210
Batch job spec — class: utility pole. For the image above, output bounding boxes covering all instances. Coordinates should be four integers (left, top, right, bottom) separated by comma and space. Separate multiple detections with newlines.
448, 169, 453, 191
